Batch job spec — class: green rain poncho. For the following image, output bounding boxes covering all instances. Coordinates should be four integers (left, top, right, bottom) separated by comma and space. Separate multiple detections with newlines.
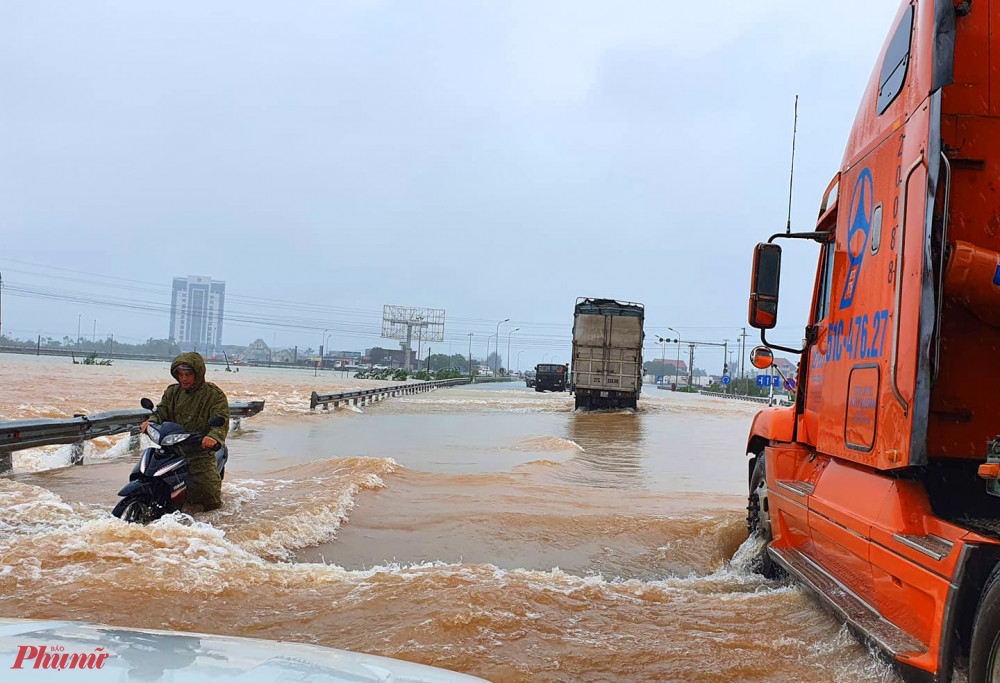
151, 352, 229, 507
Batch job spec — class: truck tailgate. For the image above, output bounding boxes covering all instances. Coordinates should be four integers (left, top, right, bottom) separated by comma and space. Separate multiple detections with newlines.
572, 314, 642, 392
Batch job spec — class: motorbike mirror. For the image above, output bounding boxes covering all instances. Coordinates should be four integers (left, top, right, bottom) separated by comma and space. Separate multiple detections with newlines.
207, 416, 226, 428
140, 398, 155, 410
750, 346, 774, 370
748, 242, 782, 330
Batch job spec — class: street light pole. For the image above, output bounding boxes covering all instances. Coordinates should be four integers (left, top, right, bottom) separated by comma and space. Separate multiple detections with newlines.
494, 318, 509, 377
517, 350, 525, 373
506, 328, 519, 377
320, 328, 331, 358
468, 333, 474, 376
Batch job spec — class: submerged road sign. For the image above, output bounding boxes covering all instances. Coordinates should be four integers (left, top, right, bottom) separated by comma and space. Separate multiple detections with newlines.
721, 376, 731, 385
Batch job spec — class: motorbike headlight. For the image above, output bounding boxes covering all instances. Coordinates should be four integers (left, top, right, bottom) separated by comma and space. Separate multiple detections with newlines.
161, 432, 191, 446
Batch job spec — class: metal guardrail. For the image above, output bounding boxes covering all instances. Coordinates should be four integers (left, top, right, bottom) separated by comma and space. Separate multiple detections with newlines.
699, 390, 789, 406
0, 401, 265, 474
310, 379, 472, 410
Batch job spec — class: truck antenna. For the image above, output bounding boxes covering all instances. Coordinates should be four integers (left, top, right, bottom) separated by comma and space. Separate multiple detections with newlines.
786, 95, 798, 234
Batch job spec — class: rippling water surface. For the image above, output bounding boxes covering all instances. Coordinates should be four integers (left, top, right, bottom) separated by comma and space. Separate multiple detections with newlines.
0, 356, 899, 681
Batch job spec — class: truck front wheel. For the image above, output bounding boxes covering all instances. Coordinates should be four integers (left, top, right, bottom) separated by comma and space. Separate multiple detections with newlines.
969, 564, 1000, 682
747, 455, 781, 578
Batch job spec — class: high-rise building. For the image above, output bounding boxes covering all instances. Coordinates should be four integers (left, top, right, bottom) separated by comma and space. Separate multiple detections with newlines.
169, 275, 225, 356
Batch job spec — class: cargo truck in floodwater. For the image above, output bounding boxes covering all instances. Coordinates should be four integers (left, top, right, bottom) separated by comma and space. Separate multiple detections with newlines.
533, 364, 568, 392
744, 3, 1000, 680
571, 298, 644, 410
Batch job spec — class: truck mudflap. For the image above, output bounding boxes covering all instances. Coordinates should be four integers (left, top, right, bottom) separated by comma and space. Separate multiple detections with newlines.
762, 445, 1000, 680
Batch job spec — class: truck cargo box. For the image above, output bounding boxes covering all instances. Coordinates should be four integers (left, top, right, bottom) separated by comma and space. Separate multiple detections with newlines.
571, 298, 644, 410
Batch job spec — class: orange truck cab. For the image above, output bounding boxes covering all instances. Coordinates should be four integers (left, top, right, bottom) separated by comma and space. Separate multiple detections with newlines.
745, 2, 1000, 680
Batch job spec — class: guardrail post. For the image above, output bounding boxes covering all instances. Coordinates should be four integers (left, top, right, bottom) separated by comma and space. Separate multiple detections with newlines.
129, 429, 142, 455
0, 450, 11, 474
310, 391, 320, 411
71, 441, 85, 466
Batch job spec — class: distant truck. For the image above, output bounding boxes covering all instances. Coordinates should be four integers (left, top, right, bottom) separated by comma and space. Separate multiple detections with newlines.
533, 364, 568, 392
571, 298, 644, 410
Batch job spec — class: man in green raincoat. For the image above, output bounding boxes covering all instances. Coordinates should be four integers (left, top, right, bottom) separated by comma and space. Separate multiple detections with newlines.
141, 352, 230, 511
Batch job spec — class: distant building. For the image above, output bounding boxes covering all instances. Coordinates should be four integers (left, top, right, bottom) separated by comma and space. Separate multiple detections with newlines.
364, 348, 417, 369
170, 275, 225, 356
774, 358, 797, 376
245, 339, 271, 364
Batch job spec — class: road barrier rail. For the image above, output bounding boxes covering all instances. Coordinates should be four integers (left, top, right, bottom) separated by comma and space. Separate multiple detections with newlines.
699, 390, 779, 405
0, 401, 265, 474
310, 379, 472, 410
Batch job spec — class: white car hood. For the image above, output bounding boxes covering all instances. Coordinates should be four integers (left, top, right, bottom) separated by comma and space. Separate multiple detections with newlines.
0, 618, 488, 682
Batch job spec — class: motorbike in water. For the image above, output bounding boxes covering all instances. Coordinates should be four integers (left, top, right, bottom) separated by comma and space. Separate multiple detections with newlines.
112, 398, 228, 524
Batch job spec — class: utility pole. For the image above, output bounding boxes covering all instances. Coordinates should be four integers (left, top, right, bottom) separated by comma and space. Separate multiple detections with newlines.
740, 328, 748, 380
93, 319, 97, 344
0, 271, 4, 343
427, 346, 432, 373
468, 333, 473, 376
77, 314, 82, 348
688, 343, 695, 391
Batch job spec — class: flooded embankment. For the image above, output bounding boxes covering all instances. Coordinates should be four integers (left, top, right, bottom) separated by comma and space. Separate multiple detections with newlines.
0, 356, 897, 681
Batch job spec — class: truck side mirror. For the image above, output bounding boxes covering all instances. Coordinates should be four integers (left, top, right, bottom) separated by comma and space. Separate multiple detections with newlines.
749, 243, 782, 329
750, 346, 774, 370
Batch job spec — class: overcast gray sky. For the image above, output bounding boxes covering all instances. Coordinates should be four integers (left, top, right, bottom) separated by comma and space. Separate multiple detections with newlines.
0, 1, 901, 369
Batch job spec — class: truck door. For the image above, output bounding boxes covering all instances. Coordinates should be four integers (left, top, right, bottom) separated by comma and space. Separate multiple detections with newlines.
805, 2, 943, 471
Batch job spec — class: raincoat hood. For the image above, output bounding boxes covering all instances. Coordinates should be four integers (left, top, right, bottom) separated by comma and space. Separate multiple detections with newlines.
170, 352, 207, 390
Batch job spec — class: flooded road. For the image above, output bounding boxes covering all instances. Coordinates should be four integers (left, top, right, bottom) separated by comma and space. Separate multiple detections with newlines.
0, 356, 897, 681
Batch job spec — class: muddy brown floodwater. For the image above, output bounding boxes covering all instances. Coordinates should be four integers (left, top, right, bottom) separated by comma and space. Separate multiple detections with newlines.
0, 355, 899, 681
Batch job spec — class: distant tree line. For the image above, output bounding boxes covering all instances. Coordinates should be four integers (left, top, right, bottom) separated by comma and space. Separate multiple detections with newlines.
0, 333, 181, 357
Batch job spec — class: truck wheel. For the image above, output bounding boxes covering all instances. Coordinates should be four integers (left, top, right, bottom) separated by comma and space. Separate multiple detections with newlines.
747, 455, 781, 578
969, 564, 1000, 682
